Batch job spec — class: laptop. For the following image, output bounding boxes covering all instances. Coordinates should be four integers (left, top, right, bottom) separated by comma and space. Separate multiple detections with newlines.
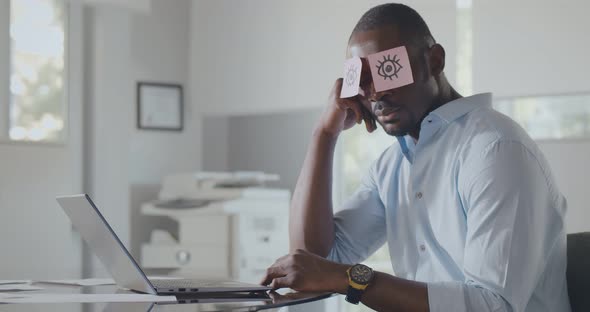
56, 194, 271, 295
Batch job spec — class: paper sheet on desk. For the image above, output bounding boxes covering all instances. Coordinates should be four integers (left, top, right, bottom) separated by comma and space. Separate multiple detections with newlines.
0, 284, 43, 291
36, 278, 116, 286
35, 276, 183, 287
0, 293, 176, 303
0, 280, 31, 285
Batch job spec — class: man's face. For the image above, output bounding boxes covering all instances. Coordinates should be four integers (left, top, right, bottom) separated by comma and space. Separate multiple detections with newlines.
347, 26, 436, 137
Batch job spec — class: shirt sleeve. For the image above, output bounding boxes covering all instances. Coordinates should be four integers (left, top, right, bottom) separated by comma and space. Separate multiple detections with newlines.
428, 140, 565, 312
327, 163, 387, 265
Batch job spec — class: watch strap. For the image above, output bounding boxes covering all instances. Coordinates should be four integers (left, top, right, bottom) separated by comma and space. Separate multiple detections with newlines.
345, 285, 364, 304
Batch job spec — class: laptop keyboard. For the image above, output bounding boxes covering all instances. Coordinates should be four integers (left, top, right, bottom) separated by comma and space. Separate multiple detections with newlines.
152, 279, 203, 288
151, 278, 264, 289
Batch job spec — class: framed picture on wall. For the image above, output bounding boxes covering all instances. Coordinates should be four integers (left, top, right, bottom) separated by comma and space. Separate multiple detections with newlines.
137, 82, 183, 131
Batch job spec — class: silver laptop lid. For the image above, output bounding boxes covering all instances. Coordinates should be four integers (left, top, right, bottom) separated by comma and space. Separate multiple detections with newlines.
56, 194, 156, 294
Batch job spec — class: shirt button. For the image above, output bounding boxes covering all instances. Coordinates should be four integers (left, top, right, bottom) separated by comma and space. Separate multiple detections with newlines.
415, 192, 423, 199
419, 244, 426, 252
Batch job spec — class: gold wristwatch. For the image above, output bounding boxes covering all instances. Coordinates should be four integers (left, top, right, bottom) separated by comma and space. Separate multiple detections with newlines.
345, 263, 374, 304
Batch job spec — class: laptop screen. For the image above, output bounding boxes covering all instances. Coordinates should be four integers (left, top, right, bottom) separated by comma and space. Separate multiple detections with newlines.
56, 194, 155, 294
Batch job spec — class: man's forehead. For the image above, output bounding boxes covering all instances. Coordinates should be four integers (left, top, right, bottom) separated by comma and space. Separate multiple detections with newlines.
348, 41, 380, 58
346, 27, 403, 58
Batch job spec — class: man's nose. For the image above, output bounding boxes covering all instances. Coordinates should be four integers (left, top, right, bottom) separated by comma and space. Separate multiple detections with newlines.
362, 78, 393, 106
370, 91, 389, 102
373, 100, 384, 112
368, 87, 393, 104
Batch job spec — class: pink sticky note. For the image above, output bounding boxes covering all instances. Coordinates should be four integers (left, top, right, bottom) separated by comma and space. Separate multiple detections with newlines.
367, 46, 414, 92
340, 56, 362, 98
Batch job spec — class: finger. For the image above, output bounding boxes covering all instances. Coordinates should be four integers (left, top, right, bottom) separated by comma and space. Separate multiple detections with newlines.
372, 115, 378, 132
332, 78, 344, 98
361, 99, 378, 133
270, 276, 293, 290
336, 99, 362, 124
368, 111, 377, 133
349, 102, 363, 124
357, 95, 375, 124
357, 92, 372, 112
361, 104, 372, 133
260, 265, 287, 286
260, 265, 288, 285
357, 100, 375, 133
260, 273, 270, 286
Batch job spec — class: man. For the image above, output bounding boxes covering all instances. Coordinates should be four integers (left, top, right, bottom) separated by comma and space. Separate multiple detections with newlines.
261, 3, 571, 312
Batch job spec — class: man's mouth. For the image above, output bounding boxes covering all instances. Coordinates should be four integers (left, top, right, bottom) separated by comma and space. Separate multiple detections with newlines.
374, 104, 402, 123
381, 114, 400, 124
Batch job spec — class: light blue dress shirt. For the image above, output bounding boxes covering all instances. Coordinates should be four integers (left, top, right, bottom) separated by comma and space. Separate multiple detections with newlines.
328, 93, 571, 312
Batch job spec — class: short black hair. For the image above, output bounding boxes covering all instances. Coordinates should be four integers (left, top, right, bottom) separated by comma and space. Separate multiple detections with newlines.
351, 3, 435, 48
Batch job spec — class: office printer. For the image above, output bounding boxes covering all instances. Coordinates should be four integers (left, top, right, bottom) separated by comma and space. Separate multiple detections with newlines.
156, 171, 287, 204
140, 171, 290, 283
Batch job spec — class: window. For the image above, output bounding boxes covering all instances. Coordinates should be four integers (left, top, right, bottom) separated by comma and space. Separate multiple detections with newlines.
2, 0, 67, 143
494, 93, 590, 140
455, 0, 473, 96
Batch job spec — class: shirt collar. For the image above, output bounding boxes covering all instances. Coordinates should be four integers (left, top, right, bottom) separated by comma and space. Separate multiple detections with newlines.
396, 135, 414, 164
429, 93, 492, 124
394, 93, 492, 163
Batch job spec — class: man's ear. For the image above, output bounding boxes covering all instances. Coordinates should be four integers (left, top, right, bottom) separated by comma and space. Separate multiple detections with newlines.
429, 43, 446, 76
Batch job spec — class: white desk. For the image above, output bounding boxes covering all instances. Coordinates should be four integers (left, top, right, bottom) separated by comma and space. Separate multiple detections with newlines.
0, 283, 332, 312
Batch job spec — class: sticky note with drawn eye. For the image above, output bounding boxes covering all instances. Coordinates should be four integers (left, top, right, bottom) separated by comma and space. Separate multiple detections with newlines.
367, 46, 414, 92
340, 56, 362, 98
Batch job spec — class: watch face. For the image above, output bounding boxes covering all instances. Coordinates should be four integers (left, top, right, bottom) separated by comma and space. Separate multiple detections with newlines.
350, 264, 373, 284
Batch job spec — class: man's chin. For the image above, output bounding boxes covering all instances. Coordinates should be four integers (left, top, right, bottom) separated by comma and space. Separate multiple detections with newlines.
386, 130, 408, 137
381, 123, 409, 137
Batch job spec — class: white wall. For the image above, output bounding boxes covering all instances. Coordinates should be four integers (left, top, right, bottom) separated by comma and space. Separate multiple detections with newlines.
225, 109, 322, 190
201, 116, 229, 171
191, 0, 458, 117
128, 0, 201, 185
472, 0, 590, 97
84, 0, 201, 275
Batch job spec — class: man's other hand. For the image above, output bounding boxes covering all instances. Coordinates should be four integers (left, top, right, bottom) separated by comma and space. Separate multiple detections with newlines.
260, 249, 350, 294
318, 79, 377, 137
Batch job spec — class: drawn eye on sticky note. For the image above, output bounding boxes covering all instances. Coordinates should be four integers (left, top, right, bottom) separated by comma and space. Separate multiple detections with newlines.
340, 56, 362, 98
367, 46, 414, 92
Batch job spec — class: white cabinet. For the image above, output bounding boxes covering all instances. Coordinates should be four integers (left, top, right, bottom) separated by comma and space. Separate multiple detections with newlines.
141, 244, 230, 277
231, 211, 289, 282
140, 199, 289, 284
